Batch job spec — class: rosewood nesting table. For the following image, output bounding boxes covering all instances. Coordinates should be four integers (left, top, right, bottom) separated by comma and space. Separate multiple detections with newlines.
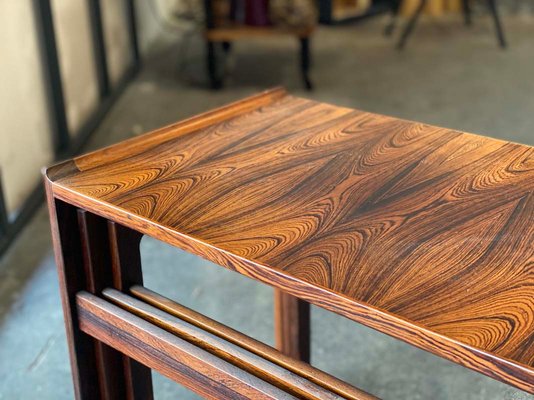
45, 88, 534, 399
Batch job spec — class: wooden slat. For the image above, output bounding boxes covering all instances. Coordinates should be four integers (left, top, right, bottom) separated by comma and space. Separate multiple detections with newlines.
76, 291, 295, 400
103, 289, 366, 400
126, 285, 377, 400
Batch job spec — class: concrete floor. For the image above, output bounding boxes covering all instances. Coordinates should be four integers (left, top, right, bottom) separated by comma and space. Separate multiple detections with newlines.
1, 15, 533, 399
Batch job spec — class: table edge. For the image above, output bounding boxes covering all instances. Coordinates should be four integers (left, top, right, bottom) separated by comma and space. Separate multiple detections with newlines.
45, 178, 534, 394
45, 86, 289, 181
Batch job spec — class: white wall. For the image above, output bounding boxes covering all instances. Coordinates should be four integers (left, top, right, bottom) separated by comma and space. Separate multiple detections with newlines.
135, 0, 163, 56
101, 0, 132, 86
135, 0, 185, 56
0, 1, 54, 215
51, 0, 100, 134
0, 0, 141, 216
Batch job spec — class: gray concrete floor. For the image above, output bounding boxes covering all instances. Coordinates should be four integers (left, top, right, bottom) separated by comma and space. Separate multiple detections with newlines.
1, 15, 534, 399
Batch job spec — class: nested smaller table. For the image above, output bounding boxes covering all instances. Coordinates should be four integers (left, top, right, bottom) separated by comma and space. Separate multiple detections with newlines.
45, 88, 533, 399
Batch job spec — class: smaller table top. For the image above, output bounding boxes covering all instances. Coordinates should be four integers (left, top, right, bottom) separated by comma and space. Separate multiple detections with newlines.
46, 88, 534, 393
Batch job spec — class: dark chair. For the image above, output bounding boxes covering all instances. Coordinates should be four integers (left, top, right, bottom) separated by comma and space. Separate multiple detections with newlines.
385, 0, 507, 50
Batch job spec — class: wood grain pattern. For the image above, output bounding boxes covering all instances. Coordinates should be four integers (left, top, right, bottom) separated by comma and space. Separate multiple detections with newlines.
127, 285, 374, 400
77, 291, 299, 400
46, 202, 154, 400
102, 288, 376, 400
45, 88, 534, 392
44, 192, 100, 399
275, 289, 311, 362
78, 210, 131, 400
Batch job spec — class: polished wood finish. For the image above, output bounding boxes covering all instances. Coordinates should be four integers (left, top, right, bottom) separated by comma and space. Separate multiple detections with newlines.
106, 220, 153, 400
102, 288, 376, 400
78, 210, 128, 400
275, 290, 311, 363
77, 292, 306, 400
45, 176, 153, 399
44, 192, 100, 399
128, 285, 372, 400
45, 88, 534, 393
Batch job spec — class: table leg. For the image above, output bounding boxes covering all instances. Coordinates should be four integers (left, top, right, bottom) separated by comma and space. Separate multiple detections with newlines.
46, 189, 153, 399
206, 41, 222, 89
299, 37, 313, 91
274, 289, 310, 363
108, 220, 154, 399
384, 0, 401, 36
462, 0, 472, 26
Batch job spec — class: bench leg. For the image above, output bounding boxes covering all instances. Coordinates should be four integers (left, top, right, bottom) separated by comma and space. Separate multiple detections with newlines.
274, 289, 310, 363
46, 189, 153, 399
107, 220, 154, 399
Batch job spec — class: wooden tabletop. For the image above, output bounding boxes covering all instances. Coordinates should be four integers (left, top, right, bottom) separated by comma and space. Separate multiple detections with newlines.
46, 88, 534, 393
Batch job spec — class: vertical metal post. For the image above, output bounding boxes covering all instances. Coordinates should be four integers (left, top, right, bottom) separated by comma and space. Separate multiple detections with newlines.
88, 0, 110, 99
32, 0, 70, 155
0, 173, 9, 236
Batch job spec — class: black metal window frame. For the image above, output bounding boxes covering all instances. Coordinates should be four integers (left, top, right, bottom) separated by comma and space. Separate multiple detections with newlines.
0, 0, 141, 255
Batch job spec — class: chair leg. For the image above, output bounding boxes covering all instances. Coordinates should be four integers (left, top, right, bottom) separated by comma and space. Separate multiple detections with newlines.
274, 290, 311, 363
462, 0, 472, 26
299, 37, 313, 91
222, 41, 232, 54
384, 0, 401, 36
396, 0, 427, 50
487, 0, 507, 48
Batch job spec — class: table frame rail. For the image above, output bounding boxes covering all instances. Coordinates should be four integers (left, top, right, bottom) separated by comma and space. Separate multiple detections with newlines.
77, 290, 377, 400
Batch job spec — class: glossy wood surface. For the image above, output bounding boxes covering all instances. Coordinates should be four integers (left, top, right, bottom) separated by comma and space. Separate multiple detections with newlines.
274, 289, 310, 362
127, 285, 374, 400
76, 292, 295, 400
46, 88, 534, 392
102, 288, 376, 400
44, 187, 153, 399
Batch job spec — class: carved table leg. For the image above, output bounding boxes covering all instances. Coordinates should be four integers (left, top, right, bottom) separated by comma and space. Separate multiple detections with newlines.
274, 289, 311, 363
